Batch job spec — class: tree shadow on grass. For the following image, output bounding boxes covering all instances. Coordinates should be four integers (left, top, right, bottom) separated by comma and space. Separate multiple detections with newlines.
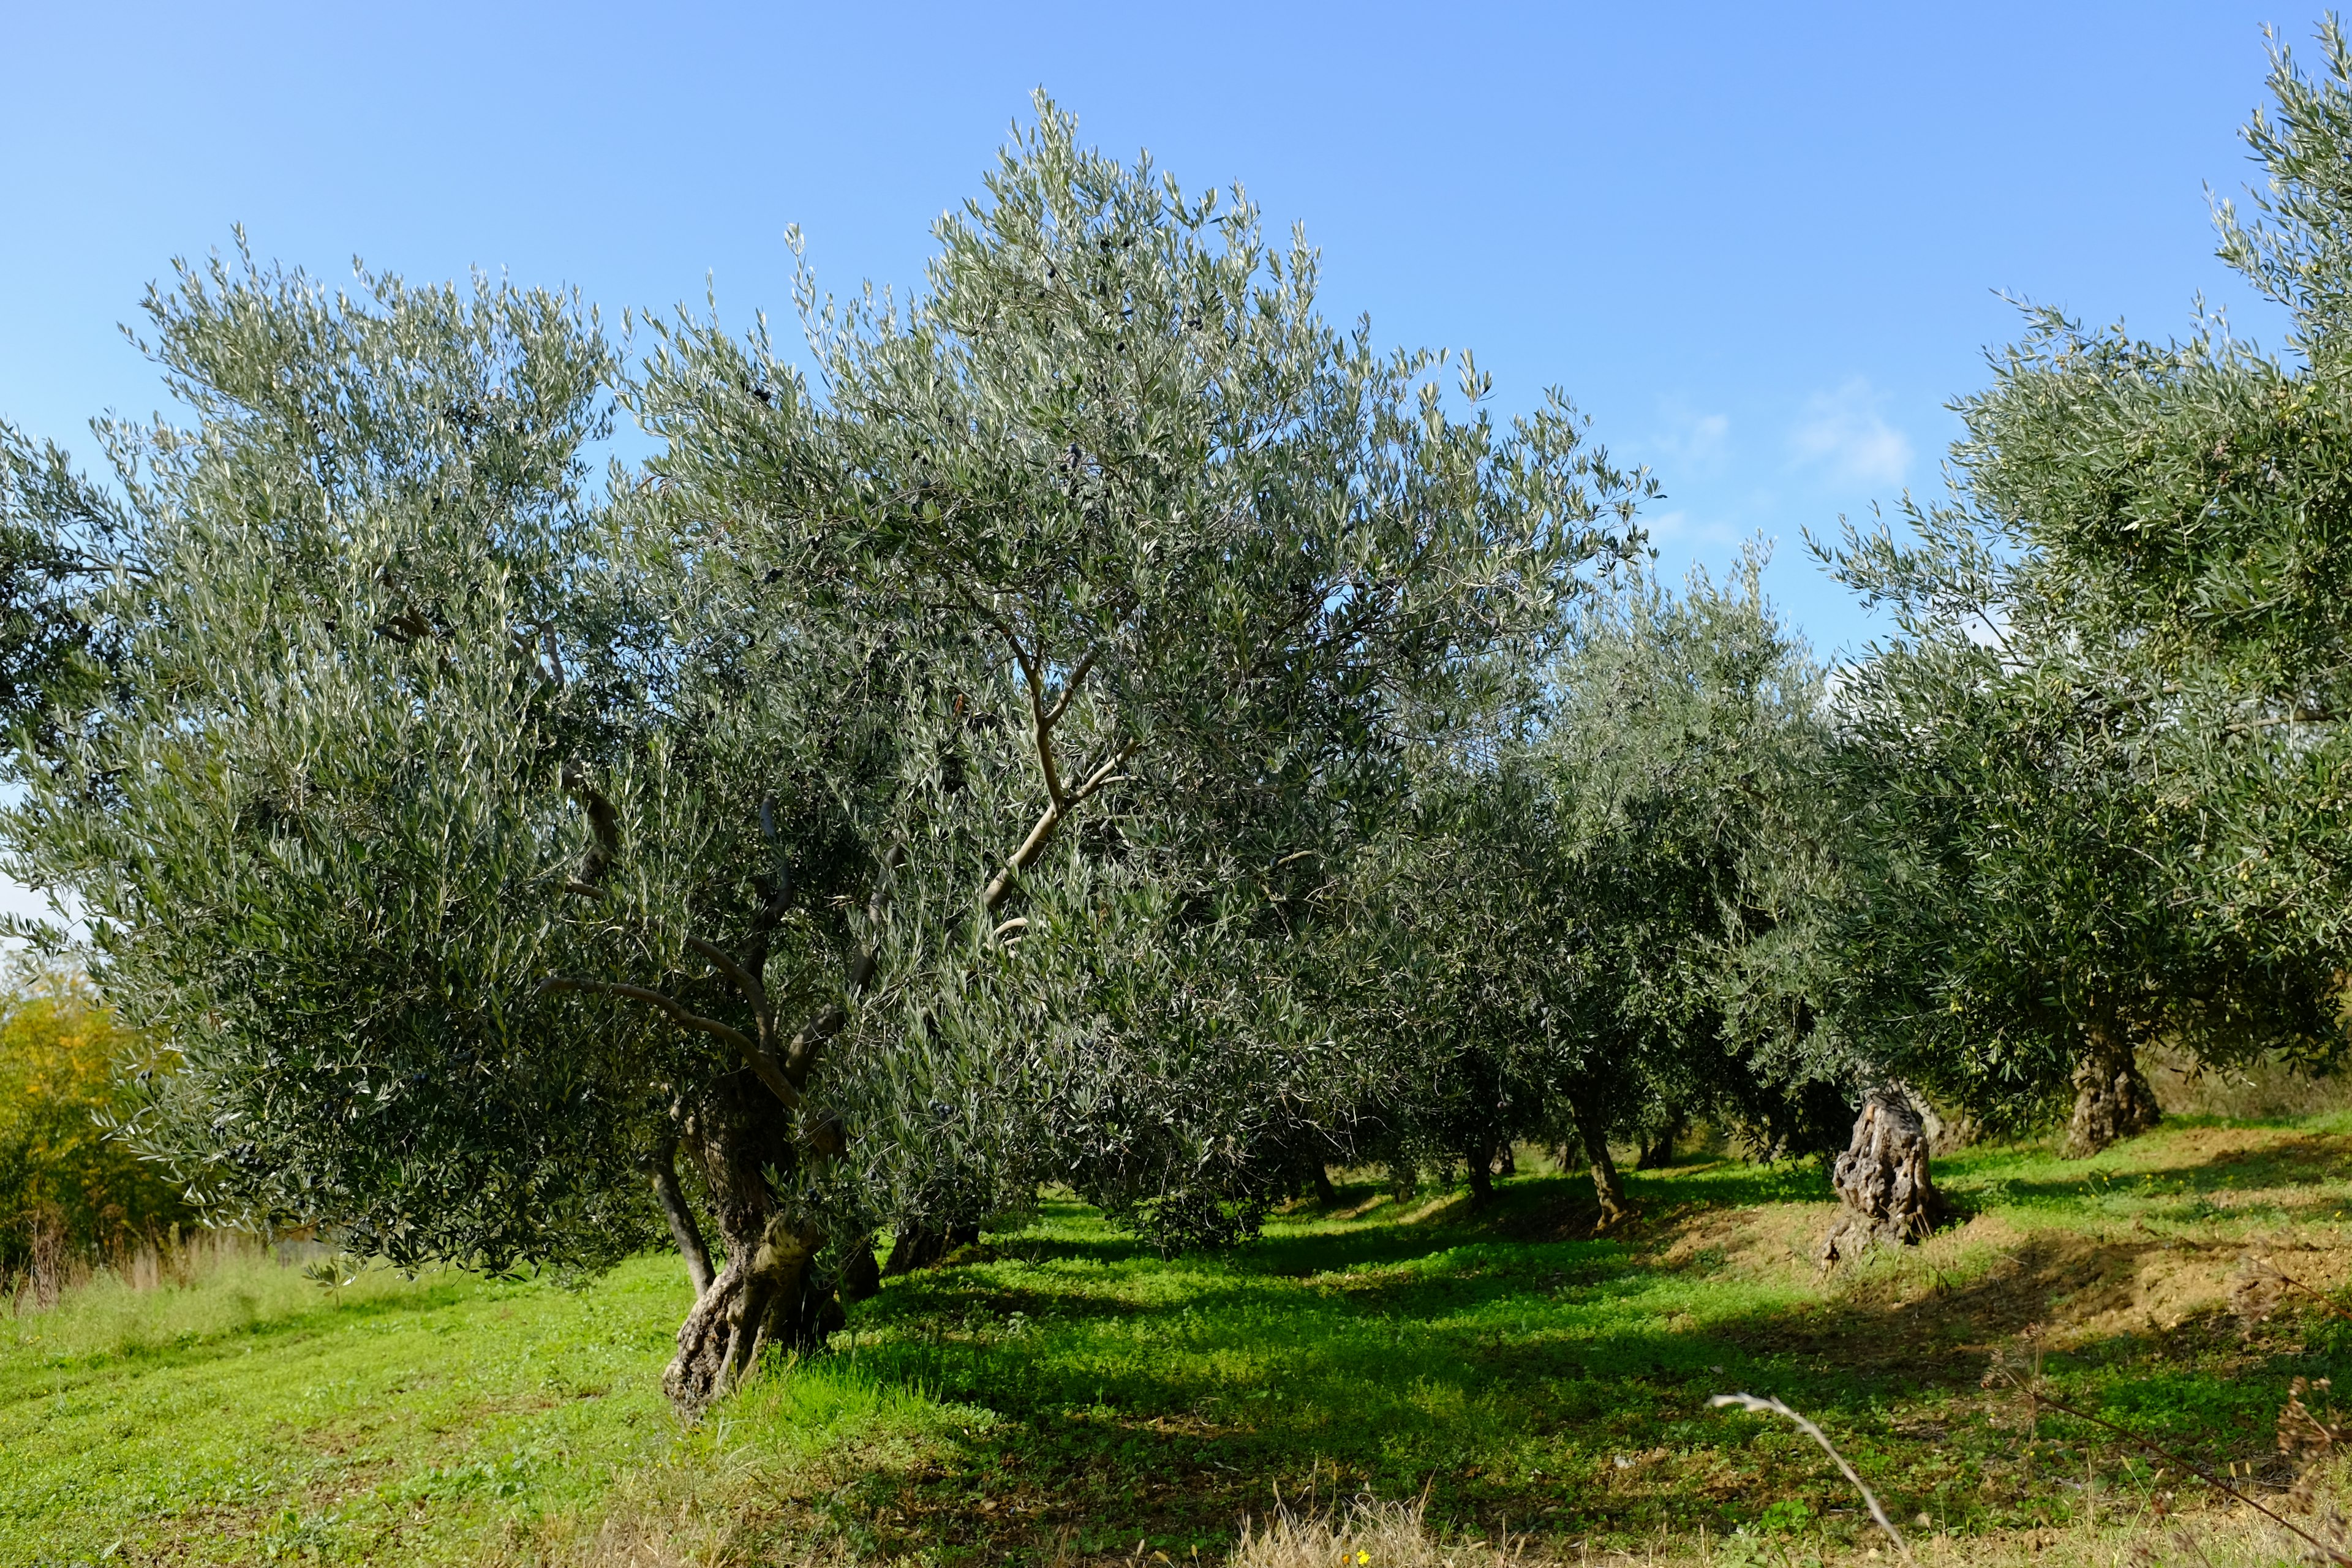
1937, 1123, 2352, 1205
797, 1137, 2352, 1564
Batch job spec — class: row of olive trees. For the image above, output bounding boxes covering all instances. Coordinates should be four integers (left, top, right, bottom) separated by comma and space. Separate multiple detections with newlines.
1313, 557, 1849, 1223
1338, 19, 2352, 1211
12, 20, 2352, 1415
1807, 20, 2352, 1158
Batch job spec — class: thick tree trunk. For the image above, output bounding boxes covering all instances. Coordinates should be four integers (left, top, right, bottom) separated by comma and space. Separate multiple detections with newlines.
2064, 1014, 2162, 1158
1312, 1164, 1340, 1207
663, 1075, 839, 1415
1636, 1110, 1686, 1170
1819, 1086, 1945, 1266
649, 1134, 714, 1300
838, 1238, 881, 1304
1573, 1103, 1629, 1226
1466, 1141, 1496, 1208
883, 1220, 981, 1276
666, 1211, 844, 1411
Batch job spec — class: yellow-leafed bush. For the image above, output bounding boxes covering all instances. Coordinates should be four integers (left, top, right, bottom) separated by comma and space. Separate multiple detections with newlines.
0, 976, 190, 1277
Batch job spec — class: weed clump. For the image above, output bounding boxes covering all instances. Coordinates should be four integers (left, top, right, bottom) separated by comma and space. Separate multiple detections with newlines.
1234, 1495, 1528, 1568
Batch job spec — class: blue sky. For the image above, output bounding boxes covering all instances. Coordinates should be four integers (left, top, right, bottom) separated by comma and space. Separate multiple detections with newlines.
0, 1, 2307, 660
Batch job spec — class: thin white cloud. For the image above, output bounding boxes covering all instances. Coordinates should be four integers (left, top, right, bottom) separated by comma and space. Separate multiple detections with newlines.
1790, 378, 1912, 486
1644, 508, 1739, 548
1651, 403, 1731, 470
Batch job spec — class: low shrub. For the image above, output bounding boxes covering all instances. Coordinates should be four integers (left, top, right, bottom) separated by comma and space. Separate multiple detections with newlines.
0, 971, 191, 1295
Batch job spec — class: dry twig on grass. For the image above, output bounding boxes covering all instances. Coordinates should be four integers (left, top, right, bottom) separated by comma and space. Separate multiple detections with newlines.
1708, 1392, 1915, 1566
2236, 1254, 2352, 1331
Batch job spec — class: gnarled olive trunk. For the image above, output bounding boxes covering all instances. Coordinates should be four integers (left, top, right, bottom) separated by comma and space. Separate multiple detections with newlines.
2064, 1012, 2161, 1158
1464, 1134, 1499, 1208
662, 1074, 840, 1414
1570, 1095, 1629, 1226
666, 1212, 835, 1411
1818, 1087, 1944, 1267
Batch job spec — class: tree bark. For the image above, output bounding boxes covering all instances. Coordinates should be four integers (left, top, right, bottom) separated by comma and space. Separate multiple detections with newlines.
1466, 1141, 1496, 1209
1312, 1164, 1340, 1207
649, 1134, 714, 1300
1636, 1110, 1685, 1170
1818, 1087, 1945, 1267
662, 1075, 839, 1414
883, 1220, 981, 1276
1573, 1102, 1629, 1226
665, 1212, 838, 1411
838, 1238, 881, 1304
2064, 1012, 2162, 1158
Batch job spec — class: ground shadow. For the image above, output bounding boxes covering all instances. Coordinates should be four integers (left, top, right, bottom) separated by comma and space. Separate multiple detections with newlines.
786, 1133, 2352, 1564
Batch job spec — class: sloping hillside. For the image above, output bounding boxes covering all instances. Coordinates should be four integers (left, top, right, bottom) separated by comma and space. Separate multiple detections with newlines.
9, 1117, 2352, 1565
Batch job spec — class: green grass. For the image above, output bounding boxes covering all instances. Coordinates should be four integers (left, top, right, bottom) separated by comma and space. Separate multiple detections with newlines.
10, 1118, 2352, 1564
0, 1248, 948, 1564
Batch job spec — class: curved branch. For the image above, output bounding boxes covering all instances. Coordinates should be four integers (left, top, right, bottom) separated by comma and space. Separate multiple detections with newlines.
536, 976, 801, 1109
685, 935, 773, 1038
953, 585, 1069, 806
1069, 741, 1137, 804
780, 1004, 850, 1078
979, 740, 1138, 914
533, 977, 751, 1052
1040, 645, 1100, 729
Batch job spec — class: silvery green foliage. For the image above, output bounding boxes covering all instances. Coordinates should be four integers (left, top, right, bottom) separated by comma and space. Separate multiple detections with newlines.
0, 428, 119, 748
1341, 557, 1843, 1193
623, 96, 1649, 1248
0, 102, 1649, 1280
0, 244, 680, 1270
1815, 24, 2352, 1130
1537, 561, 1852, 1156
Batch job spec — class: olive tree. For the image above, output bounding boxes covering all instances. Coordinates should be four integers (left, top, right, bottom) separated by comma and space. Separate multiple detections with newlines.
608, 99, 1645, 1397
1349, 557, 1843, 1223
1, 104, 1646, 1412
0, 247, 672, 1270
1815, 21, 2352, 1152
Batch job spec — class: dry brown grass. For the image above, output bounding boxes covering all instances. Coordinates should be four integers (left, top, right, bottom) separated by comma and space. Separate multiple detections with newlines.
1232, 1495, 1536, 1568
1218, 1487, 2352, 1568
4, 1221, 301, 1314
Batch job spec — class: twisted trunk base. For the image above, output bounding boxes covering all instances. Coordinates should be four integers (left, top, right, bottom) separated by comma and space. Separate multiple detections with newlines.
1574, 1104, 1629, 1227
665, 1213, 840, 1412
662, 1072, 842, 1416
1819, 1086, 1945, 1267
2064, 1017, 2161, 1158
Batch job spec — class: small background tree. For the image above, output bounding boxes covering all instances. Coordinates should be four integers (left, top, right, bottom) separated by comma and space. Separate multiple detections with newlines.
0, 970, 192, 1284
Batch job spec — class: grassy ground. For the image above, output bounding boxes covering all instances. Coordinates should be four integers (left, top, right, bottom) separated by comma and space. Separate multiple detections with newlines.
10, 1115, 2352, 1565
